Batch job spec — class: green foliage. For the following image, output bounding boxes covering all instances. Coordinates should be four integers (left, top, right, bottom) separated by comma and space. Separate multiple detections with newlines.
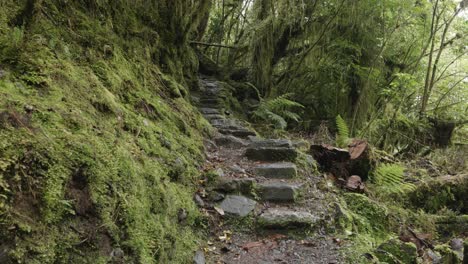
335, 115, 350, 148
371, 163, 415, 195
252, 93, 303, 129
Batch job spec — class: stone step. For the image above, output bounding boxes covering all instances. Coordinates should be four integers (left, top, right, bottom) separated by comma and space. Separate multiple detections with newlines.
219, 129, 256, 138
204, 114, 225, 121
199, 108, 220, 115
253, 162, 297, 179
214, 135, 248, 148
257, 182, 302, 202
258, 208, 318, 228
216, 177, 255, 194
210, 118, 239, 128
245, 139, 297, 162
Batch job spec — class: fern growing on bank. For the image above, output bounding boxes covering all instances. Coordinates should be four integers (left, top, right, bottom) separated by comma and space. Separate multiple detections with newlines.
336, 115, 350, 148
371, 163, 416, 195
252, 93, 304, 129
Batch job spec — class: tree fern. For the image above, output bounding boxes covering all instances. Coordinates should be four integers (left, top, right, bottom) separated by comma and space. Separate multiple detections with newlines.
336, 115, 350, 147
371, 163, 416, 194
252, 93, 304, 129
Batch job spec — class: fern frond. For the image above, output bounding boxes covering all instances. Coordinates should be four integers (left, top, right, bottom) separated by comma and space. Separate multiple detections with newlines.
372, 163, 412, 194
336, 115, 350, 147
252, 93, 303, 130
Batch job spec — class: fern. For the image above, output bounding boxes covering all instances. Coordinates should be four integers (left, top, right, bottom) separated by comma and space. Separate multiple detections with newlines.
371, 163, 416, 194
252, 93, 304, 129
335, 115, 350, 147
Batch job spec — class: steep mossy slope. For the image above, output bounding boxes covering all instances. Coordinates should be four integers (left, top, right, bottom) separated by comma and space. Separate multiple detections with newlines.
0, 1, 211, 263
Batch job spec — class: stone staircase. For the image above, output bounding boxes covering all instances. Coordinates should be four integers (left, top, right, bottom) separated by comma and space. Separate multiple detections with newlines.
197, 77, 318, 229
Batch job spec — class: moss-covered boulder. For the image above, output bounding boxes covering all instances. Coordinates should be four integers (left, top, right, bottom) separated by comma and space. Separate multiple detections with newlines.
374, 239, 418, 264
434, 244, 462, 264
408, 174, 468, 214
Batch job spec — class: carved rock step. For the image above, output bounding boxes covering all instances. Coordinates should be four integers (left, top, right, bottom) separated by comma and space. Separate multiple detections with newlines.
200, 108, 220, 115
210, 118, 240, 128
219, 129, 256, 138
204, 114, 225, 121
253, 162, 297, 179
245, 139, 297, 161
258, 208, 318, 228
257, 182, 302, 202
214, 135, 248, 148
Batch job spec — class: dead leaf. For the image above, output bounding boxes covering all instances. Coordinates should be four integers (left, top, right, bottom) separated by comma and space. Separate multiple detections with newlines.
218, 230, 232, 242
214, 206, 225, 216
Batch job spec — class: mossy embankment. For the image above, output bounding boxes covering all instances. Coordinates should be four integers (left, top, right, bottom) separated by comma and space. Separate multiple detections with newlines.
0, 1, 211, 263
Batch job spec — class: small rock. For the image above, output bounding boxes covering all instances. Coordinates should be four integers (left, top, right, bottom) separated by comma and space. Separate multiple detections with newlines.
219, 195, 256, 217
450, 238, 464, 251
193, 250, 205, 264
208, 191, 225, 202
345, 175, 365, 192
194, 194, 205, 207
215, 168, 225, 177
177, 208, 187, 222
229, 164, 246, 174
111, 248, 124, 259
203, 139, 217, 151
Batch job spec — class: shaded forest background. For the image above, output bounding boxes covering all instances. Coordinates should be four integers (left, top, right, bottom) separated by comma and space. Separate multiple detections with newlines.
199, 0, 467, 154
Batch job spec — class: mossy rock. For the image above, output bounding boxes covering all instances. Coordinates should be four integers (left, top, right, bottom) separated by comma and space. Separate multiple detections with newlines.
408, 174, 468, 214
342, 193, 388, 233
374, 239, 418, 264
434, 244, 462, 264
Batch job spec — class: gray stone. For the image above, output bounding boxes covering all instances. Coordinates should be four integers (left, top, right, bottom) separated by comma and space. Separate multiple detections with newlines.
193, 250, 206, 264
215, 168, 225, 177
214, 135, 248, 148
229, 164, 246, 174
250, 138, 293, 148
219, 129, 256, 138
211, 119, 239, 128
258, 182, 302, 202
258, 208, 317, 227
204, 114, 224, 121
253, 162, 297, 179
194, 194, 205, 207
219, 195, 256, 217
216, 178, 255, 194
208, 191, 225, 202
245, 139, 297, 161
200, 108, 219, 115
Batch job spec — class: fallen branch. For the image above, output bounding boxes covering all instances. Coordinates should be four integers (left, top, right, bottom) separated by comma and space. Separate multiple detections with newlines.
189, 41, 238, 49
